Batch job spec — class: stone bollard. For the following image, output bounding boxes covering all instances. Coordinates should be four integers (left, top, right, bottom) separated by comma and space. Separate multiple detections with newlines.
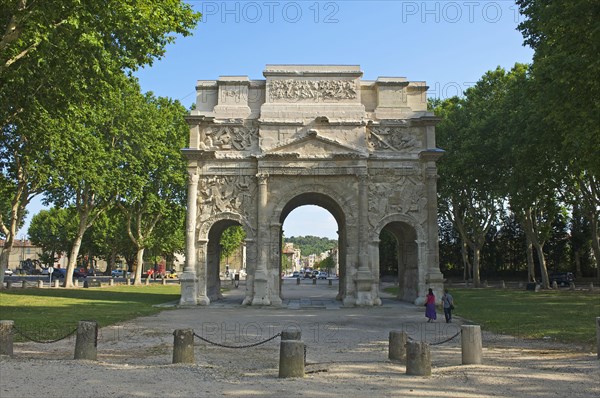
569, 282, 575, 291
552, 281, 558, 289
461, 325, 483, 365
388, 331, 408, 362
590, 282, 594, 291
535, 284, 541, 292
74, 279, 79, 288
281, 330, 301, 341
328, 279, 332, 286
37, 280, 43, 288
162, 277, 167, 285
405, 341, 431, 376
312, 278, 316, 285
172, 329, 195, 364
483, 280, 488, 288
54, 280, 60, 288
596, 317, 600, 360
109, 279, 114, 286
21, 280, 27, 288
145, 277, 150, 286
501, 280, 506, 289
74, 321, 98, 360
0, 320, 14, 357
279, 340, 305, 378
6, 281, 11, 289
518, 282, 523, 289
126, 278, 131, 286
296, 277, 300, 285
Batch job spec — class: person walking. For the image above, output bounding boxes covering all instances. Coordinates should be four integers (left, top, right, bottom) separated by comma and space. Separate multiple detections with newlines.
425, 288, 437, 322
442, 288, 454, 323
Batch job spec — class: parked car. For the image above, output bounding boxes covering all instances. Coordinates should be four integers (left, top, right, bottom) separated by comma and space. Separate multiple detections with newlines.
317, 271, 328, 279
164, 270, 178, 279
111, 269, 131, 278
292, 271, 300, 278
4, 269, 13, 276
52, 268, 87, 279
549, 272, 574, 286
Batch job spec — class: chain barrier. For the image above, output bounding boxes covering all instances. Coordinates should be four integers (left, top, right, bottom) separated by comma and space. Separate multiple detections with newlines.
13, 325, 78, 344
407, 330, 461, 346
193, 332, 282, 349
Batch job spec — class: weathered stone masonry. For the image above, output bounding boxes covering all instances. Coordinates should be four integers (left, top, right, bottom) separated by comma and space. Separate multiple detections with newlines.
180, 65, 444, 307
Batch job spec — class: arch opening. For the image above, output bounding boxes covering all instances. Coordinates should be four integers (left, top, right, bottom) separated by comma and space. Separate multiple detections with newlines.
206, 219, 245, 301
379, 221, 419, 302
279, 194, 346, 301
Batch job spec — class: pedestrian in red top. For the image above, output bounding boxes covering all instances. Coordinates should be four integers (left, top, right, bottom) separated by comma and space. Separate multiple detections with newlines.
425, 288, 437, 322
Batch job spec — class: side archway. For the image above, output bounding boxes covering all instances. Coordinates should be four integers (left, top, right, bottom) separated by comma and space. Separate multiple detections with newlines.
372, 214, 425, 303
197, 212, 255, 303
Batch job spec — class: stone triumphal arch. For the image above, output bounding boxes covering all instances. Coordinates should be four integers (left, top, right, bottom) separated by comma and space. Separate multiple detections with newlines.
179, 65, 444, 307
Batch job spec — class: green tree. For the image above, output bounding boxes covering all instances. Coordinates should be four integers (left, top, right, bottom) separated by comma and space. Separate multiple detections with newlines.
28, 207, 76, 267
115, 84, 189, 285
0, 1, 200, 286
517, 0, 600, 279
220, 226, 247, 262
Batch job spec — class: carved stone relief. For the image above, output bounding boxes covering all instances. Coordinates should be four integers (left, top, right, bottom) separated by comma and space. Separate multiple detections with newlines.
198, 175, 257, 222
367, 127, 421, 152
199, 125, 258, 151
268, 80, 357, 101
368, 176, 428, 227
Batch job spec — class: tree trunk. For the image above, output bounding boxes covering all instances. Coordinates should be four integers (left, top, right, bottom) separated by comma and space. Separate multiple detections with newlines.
574, 249, 582, 279
63, 209, 90, 288
133, 246, 145, 285
471, 246, 481, 287
526, 235, 536, 282
533, 242, 550, 289
461, 240, 471, 281
590, 216, 600, 282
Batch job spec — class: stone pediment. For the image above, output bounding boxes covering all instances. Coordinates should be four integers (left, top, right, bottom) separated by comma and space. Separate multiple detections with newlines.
261, 130, 366, 159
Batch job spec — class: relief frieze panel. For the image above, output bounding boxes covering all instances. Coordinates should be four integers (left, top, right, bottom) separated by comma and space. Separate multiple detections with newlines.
268, 79, 357, 101
198, 175, 257, 223
199, 125, 258, 151
367, 127, 422, 152
368, 176, 428, 227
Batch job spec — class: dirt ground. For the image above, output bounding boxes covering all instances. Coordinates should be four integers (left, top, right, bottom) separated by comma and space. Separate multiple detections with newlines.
1, 281, 599, 398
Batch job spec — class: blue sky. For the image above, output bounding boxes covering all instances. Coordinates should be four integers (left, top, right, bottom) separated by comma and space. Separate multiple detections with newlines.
19, 1, 533, 240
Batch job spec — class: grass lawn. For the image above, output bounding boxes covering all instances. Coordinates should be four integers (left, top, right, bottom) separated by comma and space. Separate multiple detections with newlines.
385, 287, 600, 348
0, 285, 181, 341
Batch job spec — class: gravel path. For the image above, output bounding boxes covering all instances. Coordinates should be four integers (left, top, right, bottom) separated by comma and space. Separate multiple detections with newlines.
1, 281, 598, 398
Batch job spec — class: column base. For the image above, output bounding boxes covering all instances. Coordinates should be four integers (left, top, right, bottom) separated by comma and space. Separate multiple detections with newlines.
179, 273, 197, 306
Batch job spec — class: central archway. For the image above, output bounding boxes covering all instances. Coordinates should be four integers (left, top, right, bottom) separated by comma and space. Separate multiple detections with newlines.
277, 192, 347, 302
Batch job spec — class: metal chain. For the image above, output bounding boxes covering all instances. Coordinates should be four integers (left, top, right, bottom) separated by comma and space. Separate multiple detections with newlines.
407, 330, 461, 346
13, 325, 78, 344
193, 332, 282, 349
430, 331, 461, 345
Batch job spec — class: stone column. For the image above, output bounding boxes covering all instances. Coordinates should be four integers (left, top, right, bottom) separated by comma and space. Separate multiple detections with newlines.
195, 240, 210, 305
0, 320, 14, 357
180, 170, 199, 306
388, 330, 407, 362
173, 329, 195, 364
406, 341, 431, 376
269, 222, 283, 306
252, 173, 270, 305
74, 321, 98, 360
355, 174, 374, 306
461, 325, 483, 365
369, 239, 382, 305
423, 161, 444, 300
596, 317, 600, 360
